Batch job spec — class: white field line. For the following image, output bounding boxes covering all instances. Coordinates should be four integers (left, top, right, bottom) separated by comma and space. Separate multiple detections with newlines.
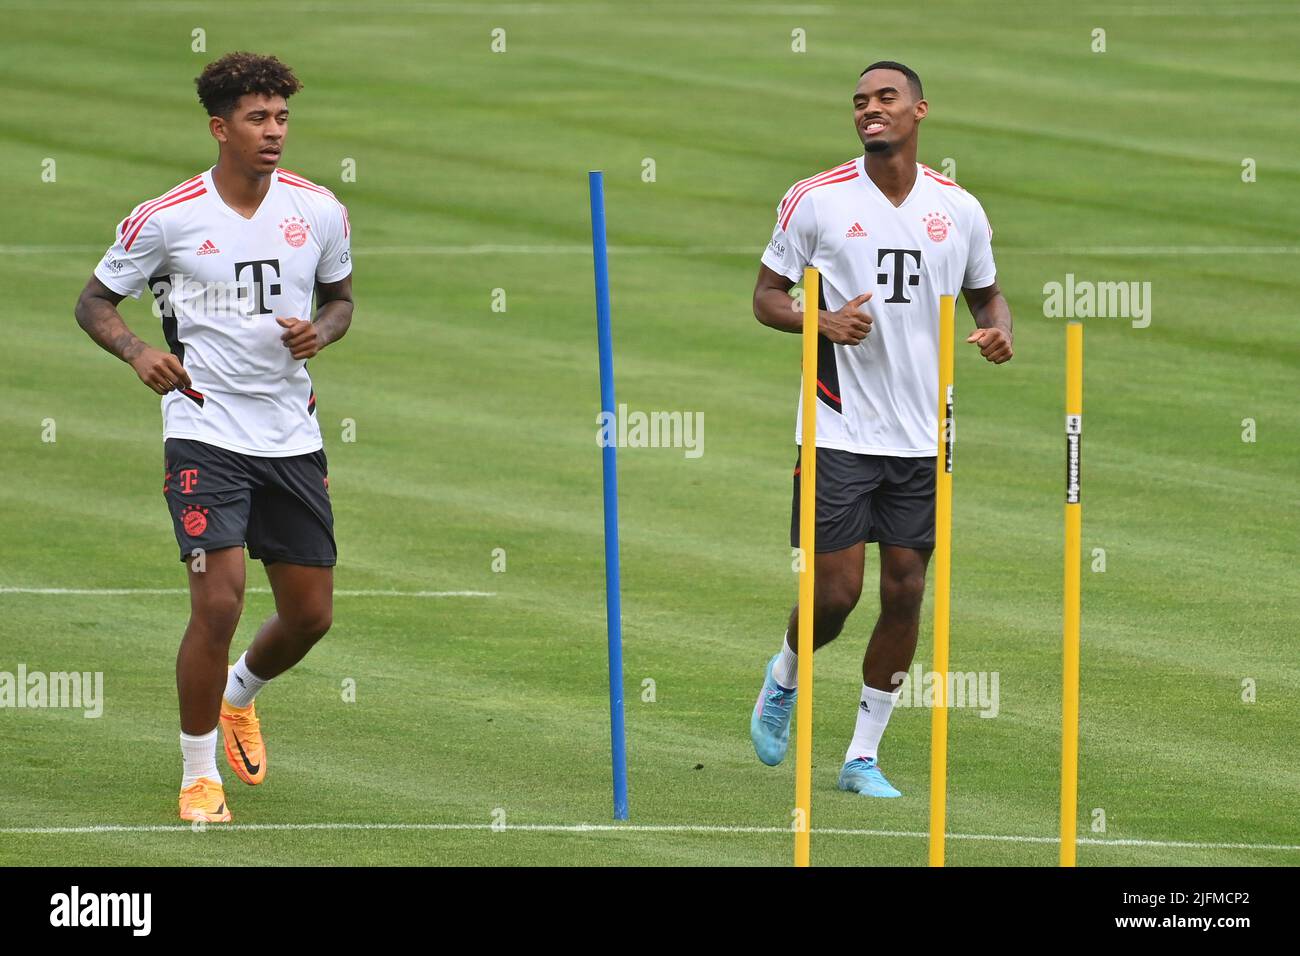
0, 587, 493, 598
2, 244, 1298, 257
1, 821, 1296, 852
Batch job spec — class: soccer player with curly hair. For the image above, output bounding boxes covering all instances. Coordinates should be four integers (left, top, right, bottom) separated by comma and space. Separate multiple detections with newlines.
74, 52, 354, 823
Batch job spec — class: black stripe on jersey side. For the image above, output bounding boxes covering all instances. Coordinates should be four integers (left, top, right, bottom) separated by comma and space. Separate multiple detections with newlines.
151, 273, 184, 364
181, 388, 205, 407
305, 366, 316, 415
815, 283, 843, 415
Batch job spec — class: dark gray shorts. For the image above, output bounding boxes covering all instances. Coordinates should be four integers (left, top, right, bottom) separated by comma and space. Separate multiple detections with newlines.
790, 447, 936, 553
163, 438, 336, 566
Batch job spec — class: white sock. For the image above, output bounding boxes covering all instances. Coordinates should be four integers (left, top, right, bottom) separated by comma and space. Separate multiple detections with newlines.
844, 684, 901, 763
773, 632, 798, 690
224, 652, 269, 709
180, 729, 220, 788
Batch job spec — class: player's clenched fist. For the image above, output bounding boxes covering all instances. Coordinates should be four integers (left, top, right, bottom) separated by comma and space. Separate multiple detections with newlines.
966, 327, 1013, 364
819, 292, 874, 345
130, 346, 192, 394
277, 316, 323, 359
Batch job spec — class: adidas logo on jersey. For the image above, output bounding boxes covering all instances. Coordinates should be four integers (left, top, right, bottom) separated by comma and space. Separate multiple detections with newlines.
196, 239, 220, 256
845, 222, 868, 238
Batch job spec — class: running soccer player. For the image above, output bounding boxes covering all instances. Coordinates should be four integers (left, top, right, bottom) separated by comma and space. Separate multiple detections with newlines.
749, 62, 1012, 797
73, 53, 353, 822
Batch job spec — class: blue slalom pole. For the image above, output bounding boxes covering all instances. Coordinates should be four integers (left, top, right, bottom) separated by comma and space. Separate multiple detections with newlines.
588, 170, 629, 820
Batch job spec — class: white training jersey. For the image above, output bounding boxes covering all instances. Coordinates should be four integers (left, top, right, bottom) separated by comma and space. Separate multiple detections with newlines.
761, 157, 996, 456
94, 166, 352, 457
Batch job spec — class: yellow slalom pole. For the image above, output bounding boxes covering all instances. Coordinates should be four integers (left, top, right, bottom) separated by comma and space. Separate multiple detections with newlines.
1061, 321, 1084, 866
927, 294, 956, 868
794, 268, 818, 868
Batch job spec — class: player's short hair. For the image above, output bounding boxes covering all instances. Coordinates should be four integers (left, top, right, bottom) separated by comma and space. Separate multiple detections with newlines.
195, 52, 303, 119
860, 60, 923, 100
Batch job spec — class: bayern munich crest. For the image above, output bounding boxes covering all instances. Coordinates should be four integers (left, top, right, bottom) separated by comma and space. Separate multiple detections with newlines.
922, 211, 952, 242
280, 215, 310, 248
181, 504, 209, 537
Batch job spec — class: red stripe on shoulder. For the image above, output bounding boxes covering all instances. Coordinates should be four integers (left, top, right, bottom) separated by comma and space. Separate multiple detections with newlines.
123, 187, 205, 250
277, 169, 350, 237
277, 168, 323, 185
920, 164, 961, 188
122, 174, 204, 237
277, 168, 337, 197
279, 176, 337, 200
779, 160, 856, 219
793, 160, 856, 190
779, 168, 859, 231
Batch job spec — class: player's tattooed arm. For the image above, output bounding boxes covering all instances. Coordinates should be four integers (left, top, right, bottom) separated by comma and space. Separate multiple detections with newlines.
74, 275, 191, 394
313, 274, 353, 348
75, 276, 142, 358
962, 281, 1013, 364
277, 275, 353, 360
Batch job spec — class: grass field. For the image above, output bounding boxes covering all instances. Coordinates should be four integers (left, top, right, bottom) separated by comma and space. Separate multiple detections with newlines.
1, 0, 1297, 867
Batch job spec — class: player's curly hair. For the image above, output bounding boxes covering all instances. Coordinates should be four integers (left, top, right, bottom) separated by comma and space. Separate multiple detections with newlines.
195, 52, 303, 118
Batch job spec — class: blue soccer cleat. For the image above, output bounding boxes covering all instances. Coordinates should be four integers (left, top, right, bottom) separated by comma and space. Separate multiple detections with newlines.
837, 757, 902, 798
751, 653, 796, 766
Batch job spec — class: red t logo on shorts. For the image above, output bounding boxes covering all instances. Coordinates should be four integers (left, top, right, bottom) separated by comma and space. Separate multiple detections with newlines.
180, 469, 199, 494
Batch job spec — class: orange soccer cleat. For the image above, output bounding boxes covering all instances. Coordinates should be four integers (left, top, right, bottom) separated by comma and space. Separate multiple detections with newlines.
220, 695, 267, 786
178, 777, 232, 823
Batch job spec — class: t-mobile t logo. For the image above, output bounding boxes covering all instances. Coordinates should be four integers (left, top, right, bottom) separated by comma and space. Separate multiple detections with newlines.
233, 259, 282, 315
876, 248, 922, 303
